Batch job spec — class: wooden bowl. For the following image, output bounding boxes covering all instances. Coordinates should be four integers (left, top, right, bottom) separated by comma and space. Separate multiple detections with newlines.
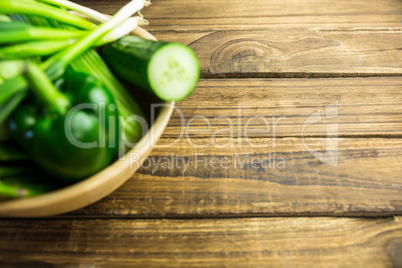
0, 28, 174, 217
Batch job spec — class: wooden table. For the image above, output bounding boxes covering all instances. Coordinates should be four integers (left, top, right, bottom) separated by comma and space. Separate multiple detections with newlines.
1, 0, 402, 267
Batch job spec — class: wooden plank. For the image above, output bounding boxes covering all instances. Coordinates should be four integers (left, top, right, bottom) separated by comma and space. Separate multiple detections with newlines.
70, 137, 402, 217
74, 1, 402, 76
154, 30, 402, 77
162, 78, 402, 138
75, 0, 402, 30
151, 30, 402, 77
185, 30, 402, 77
1, 217, 402, 267
68, 77, 402, 217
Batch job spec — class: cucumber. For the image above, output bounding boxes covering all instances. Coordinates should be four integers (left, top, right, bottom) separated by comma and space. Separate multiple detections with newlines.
102, 36, 200, 101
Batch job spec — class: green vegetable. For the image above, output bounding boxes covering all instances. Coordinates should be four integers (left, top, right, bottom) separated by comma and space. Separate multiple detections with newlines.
0, 165, 53, 199
0, 0, 146, 139
0, 0, 156, 201
0, 60, 28, 125
0, 21, 85, 44
0, 143, 27, 161
102, 35, 200, 101
39, 0, 114, 23
0, 176, 55, 198
0, 15, 11, 22
0, 60, 25, 84
69, 50, 146, 153
42, 0, 145, 80
9, 64, 119, 181
0, 123, 11, 142
0, 75, 29, 126
0, 40, 72, 60
0, 0, 159, 194
0, 166, 32, 177
0, 19, 139, 60
0, 91, 27, 125
8, 10, 146, 152
0, 0, 96, 30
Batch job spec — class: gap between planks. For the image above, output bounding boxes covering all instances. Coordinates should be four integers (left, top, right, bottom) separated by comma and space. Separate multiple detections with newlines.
161, 77, 402, 138
66, 137, 402, 218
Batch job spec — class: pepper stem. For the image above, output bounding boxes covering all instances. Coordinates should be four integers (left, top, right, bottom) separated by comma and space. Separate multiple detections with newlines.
24, 62, 70, 115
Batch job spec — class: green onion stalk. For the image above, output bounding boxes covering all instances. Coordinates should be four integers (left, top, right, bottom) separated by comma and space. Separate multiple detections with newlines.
0, 40, 74, 60
39, 0, 151, 23
0, 0, 96, 30
0, 17, 138, 60
0, 60, 28, 125
0, 21, 86, 43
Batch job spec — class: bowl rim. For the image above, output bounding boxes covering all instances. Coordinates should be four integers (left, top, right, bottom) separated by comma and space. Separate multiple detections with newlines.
0, 27, 174, 217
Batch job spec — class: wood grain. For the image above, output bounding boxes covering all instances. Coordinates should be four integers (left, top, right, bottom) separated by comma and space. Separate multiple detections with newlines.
1, 217, 402, 267
3, 1, 402, 267
75, 0, 402, 30
73, 0, 402, 77
153, 30, 402, 77
163, 78, 402, 138
66, 77, 402, 217
186, 30, 402, 77
67, 137, 402, 217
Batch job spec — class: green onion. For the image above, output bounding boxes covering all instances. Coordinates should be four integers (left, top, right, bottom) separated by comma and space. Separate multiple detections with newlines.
41, 0, 144, 79
0, 15, 11, 22
40, 0, 111, 23
0, 15, 138, 60
0, 21, 86, 44
0, 75, 28, 107
0, 0, 96, 30
0, 40, 72, 60
0, 19, 138, 60
0, 59, 29, 124
25, 61, 70, 114
0, 91, 27, 125
97, 17, 139, 45
39, 0, 151, 25
0, 60, 25, 84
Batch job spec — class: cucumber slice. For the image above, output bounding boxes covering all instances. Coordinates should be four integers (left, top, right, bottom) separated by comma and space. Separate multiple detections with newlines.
102, 36, 200, 101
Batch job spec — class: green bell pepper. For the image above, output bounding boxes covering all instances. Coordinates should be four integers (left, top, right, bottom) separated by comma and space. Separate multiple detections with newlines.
9, 63, 119, 181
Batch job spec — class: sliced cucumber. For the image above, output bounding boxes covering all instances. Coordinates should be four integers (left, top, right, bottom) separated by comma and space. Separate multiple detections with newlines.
102, 36, 200, 101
